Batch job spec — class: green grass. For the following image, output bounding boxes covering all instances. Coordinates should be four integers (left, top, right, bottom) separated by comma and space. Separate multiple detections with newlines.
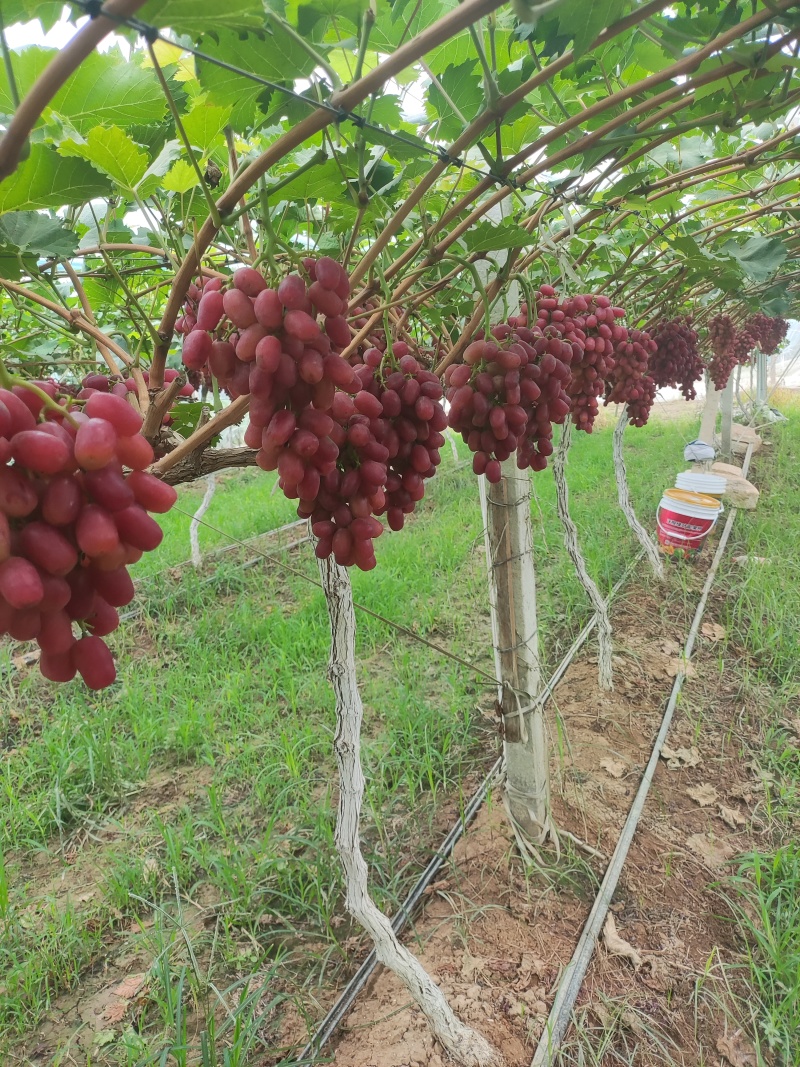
0, 410, 699, 1064
717, 397, 800, 1065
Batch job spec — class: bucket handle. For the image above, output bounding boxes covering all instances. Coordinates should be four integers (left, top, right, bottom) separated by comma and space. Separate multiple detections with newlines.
657, 516, 718, 542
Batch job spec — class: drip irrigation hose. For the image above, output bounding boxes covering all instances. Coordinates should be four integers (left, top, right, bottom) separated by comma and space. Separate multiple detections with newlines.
295, 554, 641, 1064
295, 756, 505, 1065
530, 443, 754, 1067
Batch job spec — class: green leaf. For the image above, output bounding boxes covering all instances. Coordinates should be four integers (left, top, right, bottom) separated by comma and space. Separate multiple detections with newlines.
0, 48, 166, 134
556, 0, 633, 59
196, 29, 315, 128
759, 283, 792, 317
721, 236, 788, 283
139, 0, 266, 30
163, 160, 201, 194
59, 127, 149, 190
0, 212, 78, 258
426, 62, 484, 141
289, 0, 369, 36
461, 220, 534, 254
0, 146, 110, 214
0, 1, 63, 30
181, 103, 232, 154
137, 140, 184, 198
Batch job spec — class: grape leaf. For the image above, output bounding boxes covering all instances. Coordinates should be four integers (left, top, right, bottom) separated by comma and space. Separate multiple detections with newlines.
721, 236, 788, 283
462, 221, 534, 253
163, 160, 201, 194
0, 212, 78, 258
139, 0, 266, 30
59, 127, 150, 190
181, 104, 232, 155
0, 146, 110, 214
556, 0, 633, 59
196, 29, 315, 128
0, 49, 166, 134
426, 62, 484, 141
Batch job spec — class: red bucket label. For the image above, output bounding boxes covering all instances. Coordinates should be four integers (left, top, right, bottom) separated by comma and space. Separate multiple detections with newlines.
656, 504, 716, 560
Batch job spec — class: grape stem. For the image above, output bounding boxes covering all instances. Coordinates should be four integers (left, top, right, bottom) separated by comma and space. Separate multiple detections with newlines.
145, 40, 223, 231
443, 254, 492, 338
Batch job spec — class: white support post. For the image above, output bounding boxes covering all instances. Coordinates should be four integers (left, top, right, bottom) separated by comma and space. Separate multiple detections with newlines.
553, 424, 613, 691
318, 556, 504, 1067
698, 380, 722, 448
720, 377, 734, 459
479, 461, 552, 847
613, 406, 664, 580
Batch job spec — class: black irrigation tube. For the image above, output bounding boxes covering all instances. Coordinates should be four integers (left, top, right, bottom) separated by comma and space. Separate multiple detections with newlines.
295, 553, 642, 1064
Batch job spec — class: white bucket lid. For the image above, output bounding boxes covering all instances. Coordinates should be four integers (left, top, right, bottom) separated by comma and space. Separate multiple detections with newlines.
676, 471, 727, 494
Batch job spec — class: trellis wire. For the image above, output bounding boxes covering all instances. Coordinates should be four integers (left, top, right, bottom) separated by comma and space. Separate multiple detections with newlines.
69, 0, 532, 197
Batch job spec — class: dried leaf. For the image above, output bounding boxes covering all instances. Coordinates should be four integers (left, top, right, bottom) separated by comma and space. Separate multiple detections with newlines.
111, 973, 147, 999
717, 1032, 757, 1067
513, 952, 545, 990
103, 1000, 129, 1024
686, 783, 718, 807
661, 745, 701, 769
665, 657, 696, 679
601, 913, 642, 970
600, 758, 626, 779
701, 622, 726, 641
687, 833, 734, 869
719, 806, 746, 829
461, 951, 489, 982
423, 879, 450, 896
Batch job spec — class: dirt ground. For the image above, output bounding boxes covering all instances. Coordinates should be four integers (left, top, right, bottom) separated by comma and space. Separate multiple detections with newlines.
326, 568, 769, 1067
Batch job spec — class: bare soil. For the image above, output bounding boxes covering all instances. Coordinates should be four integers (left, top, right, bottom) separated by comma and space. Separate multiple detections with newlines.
328, 570, 769, 1067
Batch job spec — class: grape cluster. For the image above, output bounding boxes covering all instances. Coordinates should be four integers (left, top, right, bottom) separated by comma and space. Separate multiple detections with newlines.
558, 294, 625, 432
745, 313, 789, 356
178, 263, 353, 402
448, 289, 579, 476
183, 259, 447, 568
604, 327, 657, 406
0, 384, 176, 688
733, 329, 755, 366
626, 375, 657, 427
78, 368, 194, 429
707, 314, 737, 391
304, 344, 446, 566
649, 317, 704, 400
445, 327, 541, 482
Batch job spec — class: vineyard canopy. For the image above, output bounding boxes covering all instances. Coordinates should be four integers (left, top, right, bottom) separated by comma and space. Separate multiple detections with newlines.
0, 0, 797, 466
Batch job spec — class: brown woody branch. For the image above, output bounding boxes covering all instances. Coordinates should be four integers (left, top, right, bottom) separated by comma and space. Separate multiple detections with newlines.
157, 447, 258, 486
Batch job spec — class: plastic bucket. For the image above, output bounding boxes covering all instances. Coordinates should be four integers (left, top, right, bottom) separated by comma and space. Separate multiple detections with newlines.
675, 471, 727, 498
656, 489, 723, 560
